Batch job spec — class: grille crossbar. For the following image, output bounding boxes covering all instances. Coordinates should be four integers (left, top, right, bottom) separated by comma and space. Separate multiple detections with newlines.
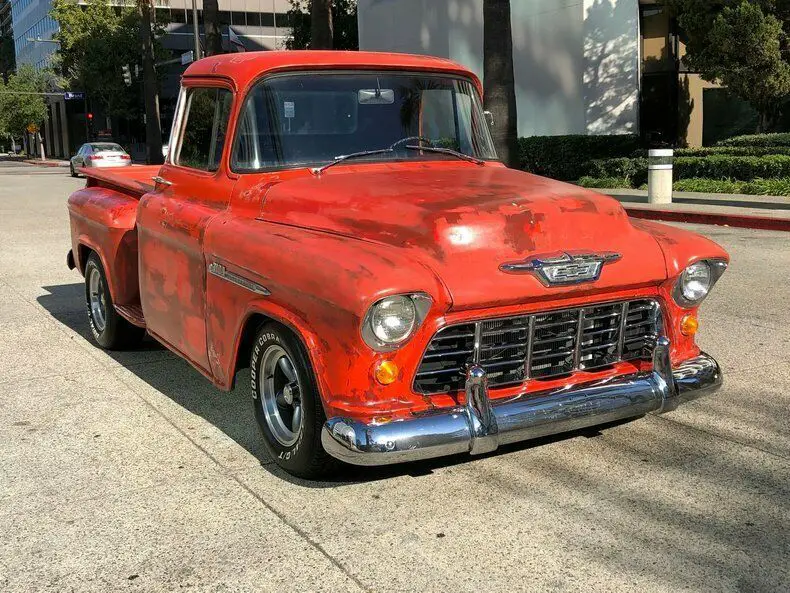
414, 299, 661, 395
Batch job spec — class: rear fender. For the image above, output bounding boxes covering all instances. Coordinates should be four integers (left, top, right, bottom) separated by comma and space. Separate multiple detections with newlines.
68, 186, 141, 305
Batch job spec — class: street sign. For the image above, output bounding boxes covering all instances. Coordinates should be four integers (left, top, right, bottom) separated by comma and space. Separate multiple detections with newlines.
64, 92, 84, 101
181, 51, 194, 66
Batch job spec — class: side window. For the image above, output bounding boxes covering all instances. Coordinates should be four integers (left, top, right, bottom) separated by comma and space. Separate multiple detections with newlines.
176, 87, 233, 172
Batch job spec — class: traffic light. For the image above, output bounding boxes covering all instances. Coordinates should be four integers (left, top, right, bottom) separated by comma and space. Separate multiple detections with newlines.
122, 64, 132, 87
87, 112, 93, 121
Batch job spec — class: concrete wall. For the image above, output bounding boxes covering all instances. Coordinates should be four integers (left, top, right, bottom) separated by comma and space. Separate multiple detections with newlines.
358, 0, 640, 137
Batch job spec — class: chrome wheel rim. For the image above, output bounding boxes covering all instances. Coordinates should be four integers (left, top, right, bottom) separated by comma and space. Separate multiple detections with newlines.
88, 267, 107, 332
260, 345, 303, 447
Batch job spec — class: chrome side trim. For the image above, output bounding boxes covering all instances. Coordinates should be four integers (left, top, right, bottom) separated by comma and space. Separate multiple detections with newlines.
322, 340, 723, 467
207, 262, 270, 295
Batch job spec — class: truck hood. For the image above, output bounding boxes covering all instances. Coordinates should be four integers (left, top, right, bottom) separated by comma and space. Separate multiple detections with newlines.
260, 165, 666, 309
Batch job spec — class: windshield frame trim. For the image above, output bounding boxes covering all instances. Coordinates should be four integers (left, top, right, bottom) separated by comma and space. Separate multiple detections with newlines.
229, 69, 500, 175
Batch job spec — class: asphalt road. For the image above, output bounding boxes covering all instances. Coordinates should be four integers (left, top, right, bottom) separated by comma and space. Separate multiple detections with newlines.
1, 161, 788, 593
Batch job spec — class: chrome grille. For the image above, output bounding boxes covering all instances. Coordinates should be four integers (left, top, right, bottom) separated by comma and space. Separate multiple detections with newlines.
414, 299, 661, 395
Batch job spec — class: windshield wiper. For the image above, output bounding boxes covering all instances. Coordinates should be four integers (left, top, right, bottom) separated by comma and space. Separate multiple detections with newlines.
405, 145, 485, 165
310, 136, 435, 175
310, 148, 393, 175
309, 136, 483, 175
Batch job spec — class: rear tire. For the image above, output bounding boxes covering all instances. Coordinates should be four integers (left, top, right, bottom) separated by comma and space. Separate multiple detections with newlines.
251, 323, 336, 479
84, 253, 144, 350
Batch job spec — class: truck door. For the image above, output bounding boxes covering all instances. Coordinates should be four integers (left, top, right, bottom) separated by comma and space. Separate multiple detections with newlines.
137, 81, 235, 373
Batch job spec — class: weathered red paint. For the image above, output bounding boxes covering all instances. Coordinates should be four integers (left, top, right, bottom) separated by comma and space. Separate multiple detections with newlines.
66, 51, 729, 423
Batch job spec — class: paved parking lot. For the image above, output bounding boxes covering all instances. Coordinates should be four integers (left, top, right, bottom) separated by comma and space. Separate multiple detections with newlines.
1, 161, 788, 592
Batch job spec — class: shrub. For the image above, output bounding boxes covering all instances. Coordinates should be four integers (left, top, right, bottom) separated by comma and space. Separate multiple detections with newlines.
576, 176, 634, 189
671, 178, 748, 194
674, 154, 790, 180
716, 133, 790, 148
675, 146, 790, 157
588, 154, 790, 183
742, 177, 790, 195
672, 177, 790, 195
587, 157, 649, 186
518, 134, 640, 181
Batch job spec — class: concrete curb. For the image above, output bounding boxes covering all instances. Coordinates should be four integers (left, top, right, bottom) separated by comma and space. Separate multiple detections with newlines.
22, 159, 69, 168
624, 205, 790, 232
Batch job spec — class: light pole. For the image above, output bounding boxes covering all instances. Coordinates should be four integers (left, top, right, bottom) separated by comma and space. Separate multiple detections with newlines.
192, 0, 201, 60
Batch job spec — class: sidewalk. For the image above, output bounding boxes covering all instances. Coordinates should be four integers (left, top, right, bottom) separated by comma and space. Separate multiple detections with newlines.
596, 188, 790, 231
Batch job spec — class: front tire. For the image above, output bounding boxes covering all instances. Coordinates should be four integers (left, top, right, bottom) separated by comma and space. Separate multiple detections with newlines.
70, 163, 77, 177
251, 323, 335, 478
84, 253, 144, 350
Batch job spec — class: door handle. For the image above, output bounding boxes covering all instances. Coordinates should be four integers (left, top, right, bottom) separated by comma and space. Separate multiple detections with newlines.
152, 176, 172, 186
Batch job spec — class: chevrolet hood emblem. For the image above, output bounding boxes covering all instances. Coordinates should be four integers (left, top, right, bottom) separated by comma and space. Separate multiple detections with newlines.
499, 251, 621, 286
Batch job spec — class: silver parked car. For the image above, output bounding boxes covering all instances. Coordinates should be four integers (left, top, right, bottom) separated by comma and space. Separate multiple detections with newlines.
70, 143, 131, 176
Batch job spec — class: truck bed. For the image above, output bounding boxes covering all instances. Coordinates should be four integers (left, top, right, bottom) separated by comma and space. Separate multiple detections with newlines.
82, 165, 161, 198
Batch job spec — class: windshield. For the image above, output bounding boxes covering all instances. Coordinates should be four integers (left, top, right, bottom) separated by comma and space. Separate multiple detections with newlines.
231, 72, 497, 172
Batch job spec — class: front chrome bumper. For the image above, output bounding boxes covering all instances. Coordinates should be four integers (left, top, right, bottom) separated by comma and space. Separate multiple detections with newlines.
321, 337, 722, 466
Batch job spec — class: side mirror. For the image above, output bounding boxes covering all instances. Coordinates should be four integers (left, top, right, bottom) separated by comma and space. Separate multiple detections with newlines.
483, 110, 494, 128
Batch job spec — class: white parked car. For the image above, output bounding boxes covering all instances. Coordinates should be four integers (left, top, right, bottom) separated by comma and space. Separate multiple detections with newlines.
70, 143, 131, 176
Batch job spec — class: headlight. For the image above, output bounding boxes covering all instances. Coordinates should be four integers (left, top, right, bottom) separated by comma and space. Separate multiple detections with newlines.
673, 259, 727, 307
362, 293, 432, 351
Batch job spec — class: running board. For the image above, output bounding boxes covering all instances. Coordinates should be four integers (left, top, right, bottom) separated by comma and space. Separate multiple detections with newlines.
114, 304, 146, 328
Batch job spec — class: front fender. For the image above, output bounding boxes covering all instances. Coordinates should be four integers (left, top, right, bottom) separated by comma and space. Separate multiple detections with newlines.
633, 219, 730, 364
204, 216, 450, 418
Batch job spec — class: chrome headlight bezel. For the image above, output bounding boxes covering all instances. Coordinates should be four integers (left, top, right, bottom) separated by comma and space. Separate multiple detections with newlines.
361, 293, 433, 352
672, 258, 728, 308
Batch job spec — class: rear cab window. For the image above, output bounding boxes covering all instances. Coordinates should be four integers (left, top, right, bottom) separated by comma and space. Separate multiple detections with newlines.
175, 87, 233, 172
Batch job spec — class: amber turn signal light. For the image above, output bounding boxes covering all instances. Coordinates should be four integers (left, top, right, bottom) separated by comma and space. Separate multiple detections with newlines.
374, 360, 399, 385
680, 314, 699, 336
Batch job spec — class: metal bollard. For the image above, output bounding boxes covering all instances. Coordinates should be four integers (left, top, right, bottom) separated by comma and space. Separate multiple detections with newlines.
648, 148, 674, 204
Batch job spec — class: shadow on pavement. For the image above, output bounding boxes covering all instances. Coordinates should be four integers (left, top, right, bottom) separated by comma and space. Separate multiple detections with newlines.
37, 282, 638, 489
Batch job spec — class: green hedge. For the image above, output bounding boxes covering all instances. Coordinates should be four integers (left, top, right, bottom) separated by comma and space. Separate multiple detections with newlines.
518, 134, 640, 181
673, 177, 790, 196
716, 133, 790, 148
574, 176, 790, 195
587, 157, 649, 185
576, 176, 633, 189
588, 154, 790, 184
675, 145, 790, 157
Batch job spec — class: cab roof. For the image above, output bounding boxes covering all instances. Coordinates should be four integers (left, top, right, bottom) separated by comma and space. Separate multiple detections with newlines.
182, 50, 481, 94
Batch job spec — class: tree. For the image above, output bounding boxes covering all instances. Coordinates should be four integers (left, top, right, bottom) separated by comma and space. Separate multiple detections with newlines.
669, 0, 790, 132
204, 0, 224, 56
0, 66, 53, 151
311, 0, 333, 49
483, 0, 518, 167
52, 0, 166, 162
285, 0, 358, 50
138, 0, 163, 164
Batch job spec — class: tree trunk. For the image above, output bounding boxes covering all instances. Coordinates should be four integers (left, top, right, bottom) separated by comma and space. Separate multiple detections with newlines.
310, 0, 333, 49
139, 0, 164, 165
483, 0, 518, 168
204, 0, 224, 56
757, 106, 777, 134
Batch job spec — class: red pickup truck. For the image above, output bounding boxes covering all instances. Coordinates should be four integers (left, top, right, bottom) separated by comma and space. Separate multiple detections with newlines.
67, 51, 728, 478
